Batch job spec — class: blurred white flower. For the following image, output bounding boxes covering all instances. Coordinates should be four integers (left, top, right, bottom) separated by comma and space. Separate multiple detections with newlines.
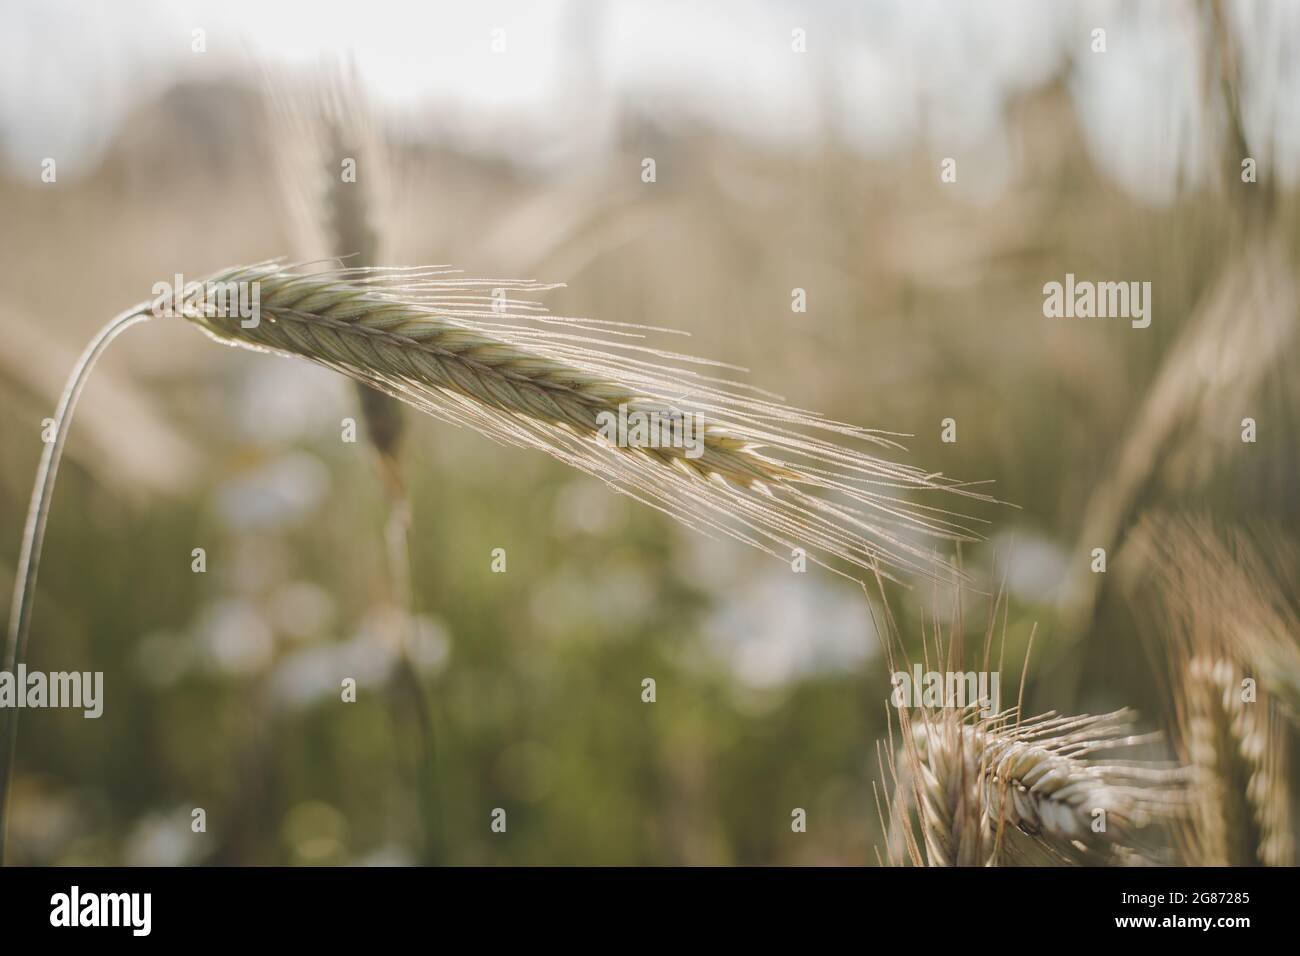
195, 598, 275, 677
124, 808, 205, 866
990, 529, 1070, 603
213, 451, 330, 532
703, 566, 877, 690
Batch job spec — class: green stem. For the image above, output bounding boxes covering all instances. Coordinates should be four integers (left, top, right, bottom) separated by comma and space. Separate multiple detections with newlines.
0, 304, 152, 864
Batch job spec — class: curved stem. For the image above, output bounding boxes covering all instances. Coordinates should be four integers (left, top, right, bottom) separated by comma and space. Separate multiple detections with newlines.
0, 304, 152, 864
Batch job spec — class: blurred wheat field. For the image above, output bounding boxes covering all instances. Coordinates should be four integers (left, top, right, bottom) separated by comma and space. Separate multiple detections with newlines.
1, 0, 1298, 865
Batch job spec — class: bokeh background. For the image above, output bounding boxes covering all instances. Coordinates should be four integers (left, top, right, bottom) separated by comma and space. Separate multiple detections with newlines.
1, 0, 1298, 864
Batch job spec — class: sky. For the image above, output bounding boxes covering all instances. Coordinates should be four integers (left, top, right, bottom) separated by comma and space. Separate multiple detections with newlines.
1, 0, 1298, 198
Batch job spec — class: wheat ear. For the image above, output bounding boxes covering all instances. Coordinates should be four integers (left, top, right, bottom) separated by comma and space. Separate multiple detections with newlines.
1181, 656, 1291, 866
892, 708, 1185, 866
1126, 514, 1295, 865
272, 65, 408, 490
875, 585, 1183, 868
181, 262, 991, 582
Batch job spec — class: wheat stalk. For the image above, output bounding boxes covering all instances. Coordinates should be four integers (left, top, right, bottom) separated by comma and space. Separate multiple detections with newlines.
1, 260, 991, 861
0, 304, 154, 860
